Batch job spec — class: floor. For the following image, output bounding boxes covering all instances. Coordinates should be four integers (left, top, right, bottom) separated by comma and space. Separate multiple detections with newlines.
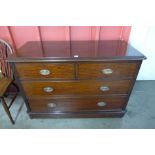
0, 80, 155, 129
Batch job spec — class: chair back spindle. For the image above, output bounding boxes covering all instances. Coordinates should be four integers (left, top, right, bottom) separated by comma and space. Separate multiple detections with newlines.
0, 39, 14, 79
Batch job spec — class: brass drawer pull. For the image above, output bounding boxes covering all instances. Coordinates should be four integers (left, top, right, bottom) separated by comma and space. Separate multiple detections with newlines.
102, 68, 113, 74
43, 87, 54, 92
97, 102, 107, 107
47, 103, 57, 108
100, 86, 110, 92
40, 69, 51, 75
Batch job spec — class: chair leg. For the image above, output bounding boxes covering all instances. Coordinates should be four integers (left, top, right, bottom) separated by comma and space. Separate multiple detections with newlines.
8, 92, 18, 109
1, 97, 15, 124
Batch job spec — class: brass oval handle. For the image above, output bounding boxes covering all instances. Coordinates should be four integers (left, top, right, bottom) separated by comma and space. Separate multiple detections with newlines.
47, 103, 57, 108
40, 69, 51, 75
97, 102, 107, 107
100, 86, 110, 92
43, 87, 54, 92
102, 68, 113, 74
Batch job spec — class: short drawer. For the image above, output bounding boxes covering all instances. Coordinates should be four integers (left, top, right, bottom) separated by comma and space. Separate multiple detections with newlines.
15, 63, 75, 79
22, 80, 132, 97
29, 96, 127, 113
78, 62, 140, 79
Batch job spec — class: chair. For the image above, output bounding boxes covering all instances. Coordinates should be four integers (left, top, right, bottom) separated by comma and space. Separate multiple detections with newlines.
0, 39, 19, 124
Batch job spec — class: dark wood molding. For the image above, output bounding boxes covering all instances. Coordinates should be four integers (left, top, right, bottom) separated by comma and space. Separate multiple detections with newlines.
29, 110, 126, 118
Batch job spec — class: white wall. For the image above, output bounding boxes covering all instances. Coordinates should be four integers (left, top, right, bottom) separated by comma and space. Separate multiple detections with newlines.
129, 26, 155, 80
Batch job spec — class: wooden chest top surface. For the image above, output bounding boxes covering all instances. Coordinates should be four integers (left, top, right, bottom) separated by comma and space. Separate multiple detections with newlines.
8, 40, 146, 62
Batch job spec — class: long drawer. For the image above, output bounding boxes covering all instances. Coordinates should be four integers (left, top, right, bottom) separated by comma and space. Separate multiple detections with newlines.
22, 80, 132, 97
29, 96, 127, 113
15, 63, 75, 79
78, 62, 139, 79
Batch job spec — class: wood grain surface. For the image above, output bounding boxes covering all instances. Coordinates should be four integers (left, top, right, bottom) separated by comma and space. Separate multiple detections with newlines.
78, 62, 140, 79
29, 96, 127, 113
15, 62, 75, 79
21, 80, 133, 97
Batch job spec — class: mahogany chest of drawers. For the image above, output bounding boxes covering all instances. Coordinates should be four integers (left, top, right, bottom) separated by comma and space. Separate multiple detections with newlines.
8, 40, 146, 118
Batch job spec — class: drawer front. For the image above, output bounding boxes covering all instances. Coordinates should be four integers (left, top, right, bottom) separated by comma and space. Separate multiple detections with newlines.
15, 63, 75, 79
78, 62, 139, 79
29, 96, 127, 113
22, 80, 132, 97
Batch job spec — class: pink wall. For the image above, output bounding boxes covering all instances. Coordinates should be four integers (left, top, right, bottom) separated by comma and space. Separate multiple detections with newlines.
0, 26, 131, 52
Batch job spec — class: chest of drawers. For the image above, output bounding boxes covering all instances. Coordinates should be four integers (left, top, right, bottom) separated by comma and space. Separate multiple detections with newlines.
8, 40, 146, 118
